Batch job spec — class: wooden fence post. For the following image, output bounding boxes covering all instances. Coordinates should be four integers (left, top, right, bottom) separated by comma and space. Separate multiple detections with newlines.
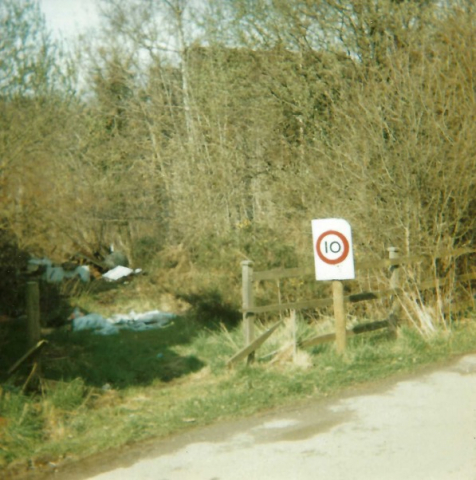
25, 280, 42, 388
26, 281, 41, 349
387, 247, 400, 338
291, 309, 297, 364
333, 280, 346, 354
241, 260, 255, 364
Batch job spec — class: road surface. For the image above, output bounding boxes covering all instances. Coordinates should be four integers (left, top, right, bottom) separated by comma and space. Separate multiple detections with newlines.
66, 355, 476, 480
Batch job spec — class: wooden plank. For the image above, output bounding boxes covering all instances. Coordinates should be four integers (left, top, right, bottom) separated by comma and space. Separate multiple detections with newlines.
8, 340, 48, 375
245, 288, 401, 314
352, 319, 389, 334
348, 291, 379, 302
227, 320, 283, 367
299, 332, 337, 349
443, 300, 475, 315
358, 247, 476, 270
247, 272, 473, 315
246, 297, 334, 314
458, 272, 476, 282
252, 248, 476, 282
433, 246, 476, 258
299, 320, 389, 349
253, 266, 313, 281
252, 260, 392, 280
418, 271, 476, 291
347, 288, 403, 304
252, 258, 398, 280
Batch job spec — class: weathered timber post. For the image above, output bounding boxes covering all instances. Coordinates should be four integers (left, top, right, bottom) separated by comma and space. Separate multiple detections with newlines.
333, 280, 346, 354
388, 247, 400, 338
241, 260, 255, 364
291, 309, 297, 364
26, 280, 42, 387
26, 281, 41, 349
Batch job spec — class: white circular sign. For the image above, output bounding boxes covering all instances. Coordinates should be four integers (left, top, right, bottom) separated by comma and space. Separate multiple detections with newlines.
316, 230, 350, 265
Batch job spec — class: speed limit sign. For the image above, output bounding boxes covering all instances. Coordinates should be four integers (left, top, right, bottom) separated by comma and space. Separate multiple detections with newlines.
312, 219, 355, 280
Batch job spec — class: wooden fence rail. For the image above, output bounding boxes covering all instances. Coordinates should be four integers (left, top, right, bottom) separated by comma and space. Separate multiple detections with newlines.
251, 247, 474, 281
227, 247, 476, 367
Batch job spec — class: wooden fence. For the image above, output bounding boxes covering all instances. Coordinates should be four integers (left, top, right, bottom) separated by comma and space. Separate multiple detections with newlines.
227, 247, 476, 366
6, 280, 46, 392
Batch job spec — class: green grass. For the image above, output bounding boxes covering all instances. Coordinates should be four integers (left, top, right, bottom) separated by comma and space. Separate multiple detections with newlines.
1, 305, 476, 476
43, 319, 206, 387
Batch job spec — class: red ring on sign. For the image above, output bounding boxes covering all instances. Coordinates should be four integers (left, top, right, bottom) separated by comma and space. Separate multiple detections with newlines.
316, 230, 350, 265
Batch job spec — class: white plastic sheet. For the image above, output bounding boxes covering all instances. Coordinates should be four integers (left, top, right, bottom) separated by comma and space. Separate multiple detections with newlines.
102, 266, 142, 282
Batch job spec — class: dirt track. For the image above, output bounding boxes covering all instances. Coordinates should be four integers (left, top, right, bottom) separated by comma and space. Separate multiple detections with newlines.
51, 354, 476, 480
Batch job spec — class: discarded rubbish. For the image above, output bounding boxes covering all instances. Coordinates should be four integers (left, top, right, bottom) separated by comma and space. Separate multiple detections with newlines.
27, 257, 52, 272
28, 258, 91, 283
70, 310, 117, 335
104, 245, 129, 269
27, 254, 140, 284
70, 308, 175, 335
102, 266, 142, 282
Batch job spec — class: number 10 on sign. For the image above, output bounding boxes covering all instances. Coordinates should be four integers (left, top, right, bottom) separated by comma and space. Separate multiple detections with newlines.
312, 218, 355, 281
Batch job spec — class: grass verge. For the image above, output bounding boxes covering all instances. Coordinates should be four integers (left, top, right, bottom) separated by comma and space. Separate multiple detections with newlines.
1, 307, 476, 478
